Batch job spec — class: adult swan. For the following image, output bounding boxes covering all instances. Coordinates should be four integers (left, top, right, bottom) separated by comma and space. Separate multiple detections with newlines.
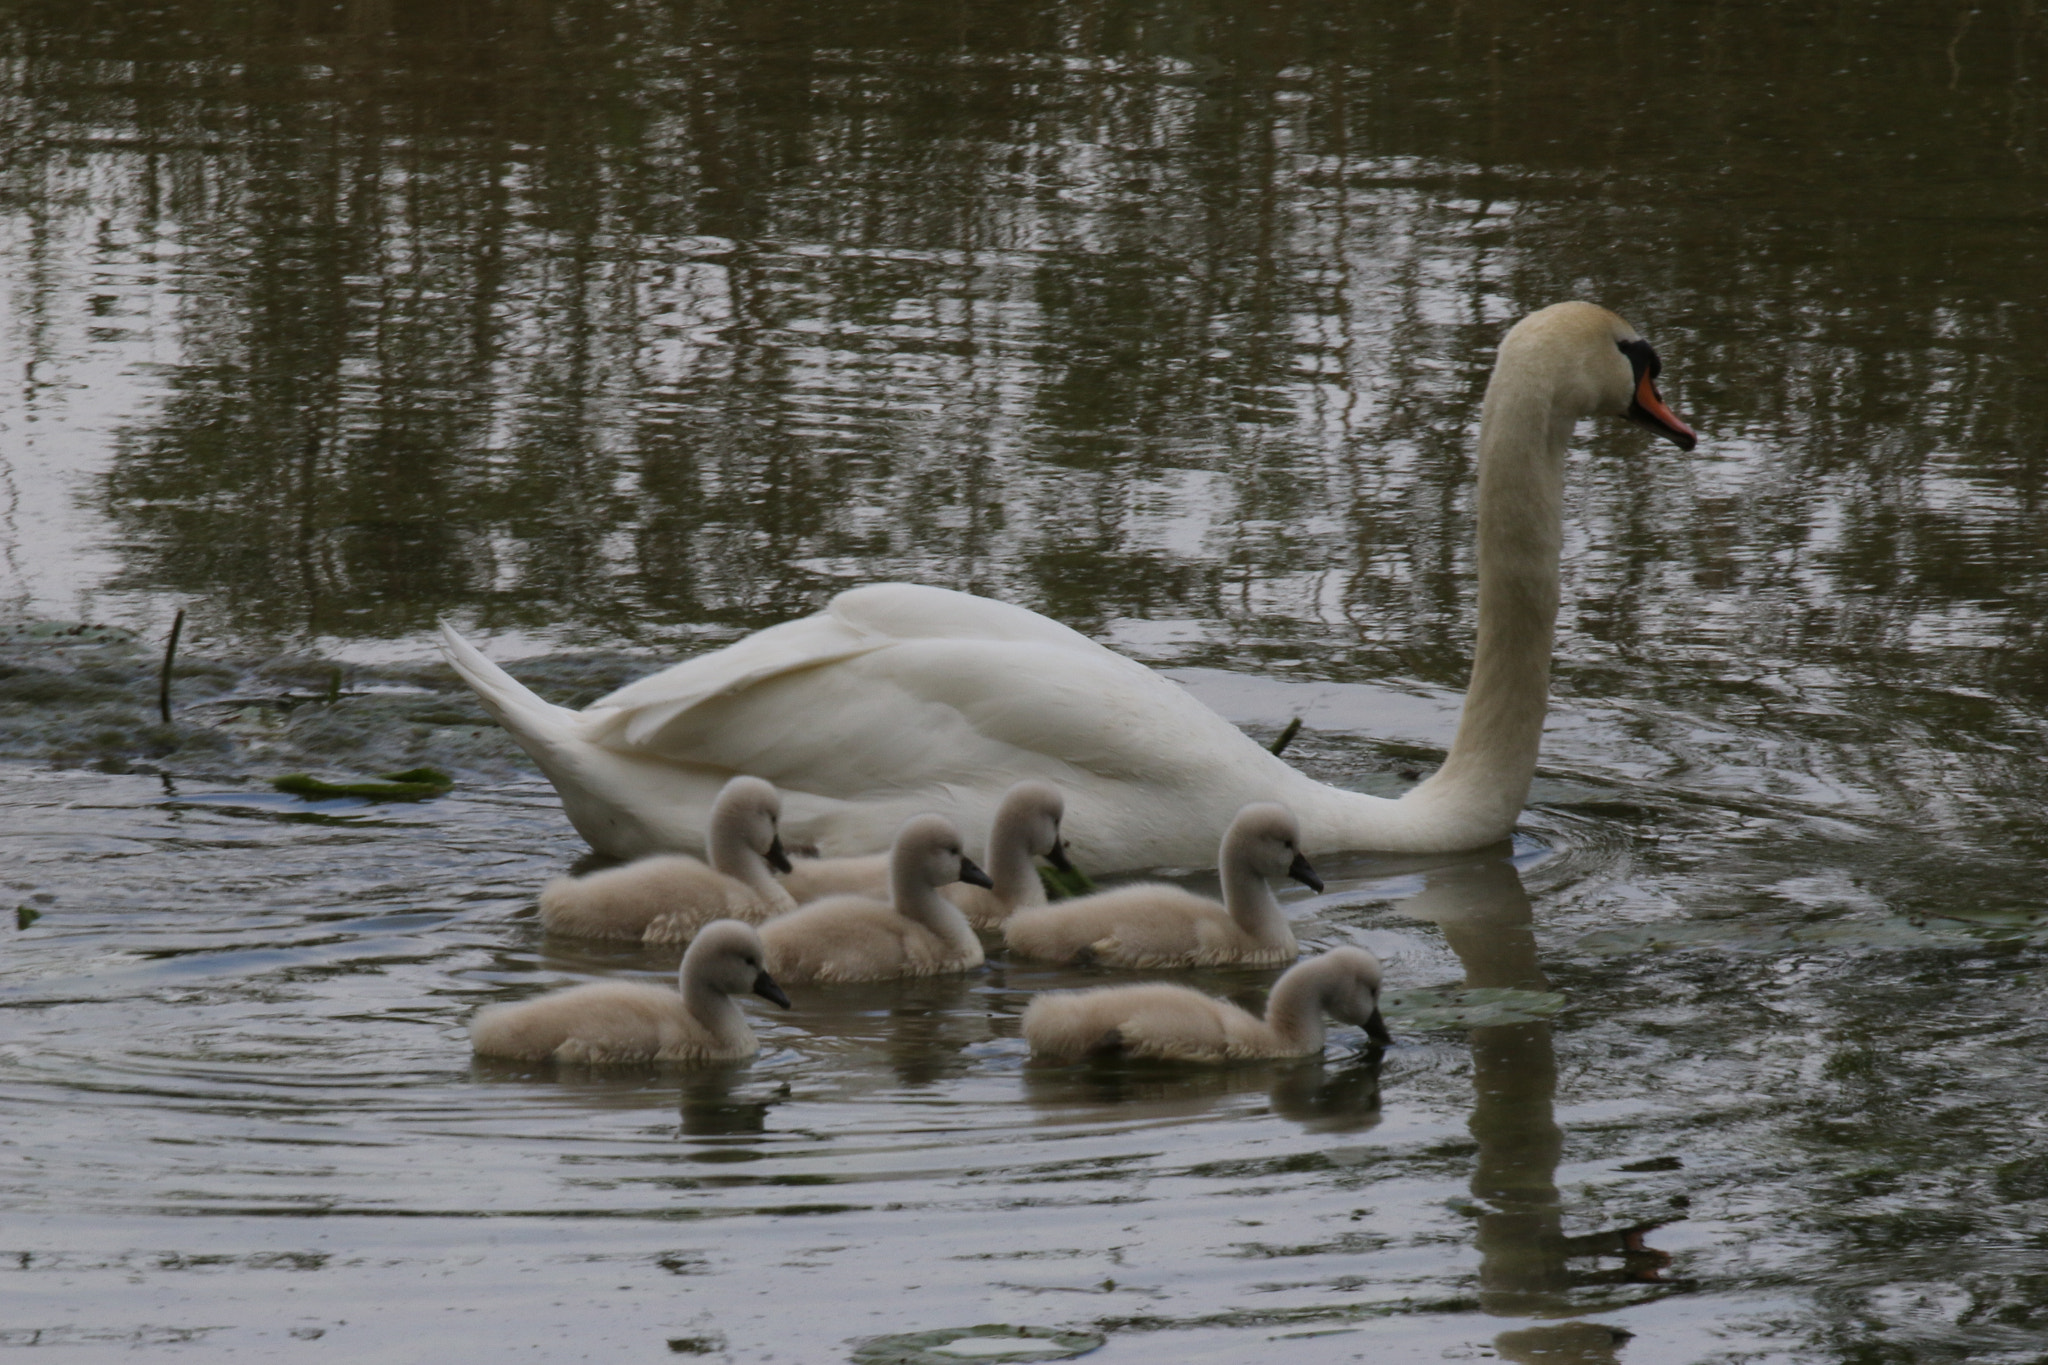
441, 303, 1696, 869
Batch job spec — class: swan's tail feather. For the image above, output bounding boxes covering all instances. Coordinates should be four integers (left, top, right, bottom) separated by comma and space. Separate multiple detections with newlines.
437, 621, 585, 745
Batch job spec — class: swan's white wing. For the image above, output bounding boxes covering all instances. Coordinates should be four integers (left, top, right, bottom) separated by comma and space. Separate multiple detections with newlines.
822, 583, 1104, 649
580, 584, 1101, 752
595, 636, 1248, 790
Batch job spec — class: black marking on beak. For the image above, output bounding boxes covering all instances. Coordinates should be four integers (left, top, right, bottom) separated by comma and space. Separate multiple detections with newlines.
1618, 338, 1698, 451
1046, 839, 1074, 873
958, 855, 995, 890
765, 834, 793, 875
753, 970, 791, 1009
1287, 851, 1324, 894
1365, 1007, 1392, 1045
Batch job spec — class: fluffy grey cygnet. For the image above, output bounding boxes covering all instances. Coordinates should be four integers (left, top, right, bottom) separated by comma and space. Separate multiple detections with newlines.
778, 780, 1074, 930
1003, 803, 1315, 969
759, 814, 993, 984
469, 919, 792, 1065
1022, 946, 1391, 1064
537, 775, 797, 943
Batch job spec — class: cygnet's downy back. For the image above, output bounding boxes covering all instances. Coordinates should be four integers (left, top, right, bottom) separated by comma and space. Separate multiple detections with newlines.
1004, 802, 1315, 969
759, 814, 993, 983
537, 775, 797, 941
1021, 944, 1390, 1064
471, 918, 792, 1065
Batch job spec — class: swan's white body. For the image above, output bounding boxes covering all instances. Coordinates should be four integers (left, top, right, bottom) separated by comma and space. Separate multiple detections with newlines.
1022, 946, 1389, 1064
439, 303, 1695, 870
470, 920, 790, 1065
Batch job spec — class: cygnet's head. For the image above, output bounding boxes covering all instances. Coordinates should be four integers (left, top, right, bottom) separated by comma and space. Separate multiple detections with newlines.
1495, 302, 1696, 451
711, 776, 793, 873
683, 919, 791, 1007
1317, 946, 1392, 1045
999, 780, 1072, 870
1223, 803, 1322, 893
893, 813, 995, 891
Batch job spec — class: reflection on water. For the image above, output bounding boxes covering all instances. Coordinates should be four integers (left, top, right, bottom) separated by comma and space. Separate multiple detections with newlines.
1023, 1051, 1383, 1137
1399, 853, 1673, 1360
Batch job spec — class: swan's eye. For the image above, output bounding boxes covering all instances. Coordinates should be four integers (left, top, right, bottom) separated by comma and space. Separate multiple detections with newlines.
1616, 337, 1661, 382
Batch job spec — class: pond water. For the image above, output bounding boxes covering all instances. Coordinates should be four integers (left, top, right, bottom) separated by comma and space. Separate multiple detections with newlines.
4, 2, 2048, 1361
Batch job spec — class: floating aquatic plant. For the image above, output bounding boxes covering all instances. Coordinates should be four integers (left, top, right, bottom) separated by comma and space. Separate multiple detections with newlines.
852, 1324, 1103, 1364
1037, 863, 1099, 901
271, 767, 454, 801
1380, 986, 1567, 1030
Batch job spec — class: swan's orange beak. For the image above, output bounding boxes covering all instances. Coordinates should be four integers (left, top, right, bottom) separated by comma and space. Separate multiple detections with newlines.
1629, 372, 1697, 451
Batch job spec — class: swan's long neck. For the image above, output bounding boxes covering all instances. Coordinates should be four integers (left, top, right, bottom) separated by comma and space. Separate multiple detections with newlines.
891, 848, 979, 952
681, 972, 751, 1049
708, 810, 786, 905
985, 807, 1047, 911
1403, 361, 1579, 841
1262, 960, 1332, 1053
1220, 856, 1292, 949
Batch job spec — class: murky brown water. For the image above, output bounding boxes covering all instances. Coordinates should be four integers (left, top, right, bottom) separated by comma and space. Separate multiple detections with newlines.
5, 2, 2048, 1361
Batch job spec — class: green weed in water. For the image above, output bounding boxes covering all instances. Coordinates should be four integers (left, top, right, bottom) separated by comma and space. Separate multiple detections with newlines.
1037, 864, 1099, 900
852, 1324, 1103, 1364
272, 766, 454, 801
15, 905, 39, 930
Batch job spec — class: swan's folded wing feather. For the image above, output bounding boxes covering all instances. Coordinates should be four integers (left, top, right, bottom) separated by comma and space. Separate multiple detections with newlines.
578, 583, 1226, 784
825, 583, 1103, 649
581, 610, 887, 750
840, 639, 1262, 790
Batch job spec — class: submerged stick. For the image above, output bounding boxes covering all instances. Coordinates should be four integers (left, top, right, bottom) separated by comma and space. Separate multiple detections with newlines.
157, 607, 186, 725
1268, 716, 1303, 757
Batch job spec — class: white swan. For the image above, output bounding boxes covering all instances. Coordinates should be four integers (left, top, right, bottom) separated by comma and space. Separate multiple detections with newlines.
470, 919, 791, 1064
439, 302, 1695, 869
1021, 946, 1391, 1064
1003, 802, 1312, 969
777, 779, 1072, 930
535, 775, 797, 942
759, 814, 991, 984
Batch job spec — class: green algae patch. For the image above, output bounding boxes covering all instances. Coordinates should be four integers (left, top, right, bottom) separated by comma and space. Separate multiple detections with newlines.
1381, 986, 1567, 1030
271, 766, 454, 801
852, 1324, 1103, 1364
1037, 865, 1098, 901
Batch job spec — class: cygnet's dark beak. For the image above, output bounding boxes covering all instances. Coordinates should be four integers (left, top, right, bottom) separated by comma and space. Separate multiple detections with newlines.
765, 834, 794, 875
958, 855, 995, 890
1287, 851, 1324, 893
753, 971, 792, 1009
1365, 1007, 1392, 1045
1045, 839, 1075, 873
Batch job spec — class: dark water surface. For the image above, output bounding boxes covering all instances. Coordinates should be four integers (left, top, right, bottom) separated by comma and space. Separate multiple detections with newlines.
5, 2, 2048, 1360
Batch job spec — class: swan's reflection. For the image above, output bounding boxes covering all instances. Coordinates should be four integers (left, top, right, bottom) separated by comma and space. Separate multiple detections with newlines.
778, 972, 992, 1087
1021, 1049, 1383, 1133
676, 1067, 785, 1137
1392, 852, 1673, 1361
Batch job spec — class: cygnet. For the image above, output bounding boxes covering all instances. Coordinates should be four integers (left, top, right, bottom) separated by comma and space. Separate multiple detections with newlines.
470, 919, 792, 1064
1022, 945, 1391, 1063
760, 814, 993, 984
1003, 803, 1315, 969
778, 780, 1073, 930
537, 775, 797, 942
